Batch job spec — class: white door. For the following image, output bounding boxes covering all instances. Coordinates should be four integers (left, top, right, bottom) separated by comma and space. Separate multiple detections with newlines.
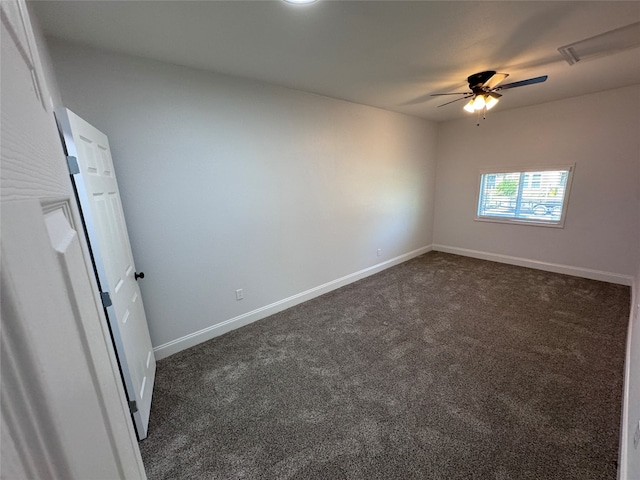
1, 0, 146, 476
56, 108, 156, 440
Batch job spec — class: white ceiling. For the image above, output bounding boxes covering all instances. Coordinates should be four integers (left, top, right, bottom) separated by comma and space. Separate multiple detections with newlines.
33, 1, 640, 122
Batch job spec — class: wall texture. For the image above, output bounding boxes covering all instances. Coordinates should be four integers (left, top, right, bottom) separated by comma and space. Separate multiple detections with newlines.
433, 85, 640, 281
47, 38, 438, 353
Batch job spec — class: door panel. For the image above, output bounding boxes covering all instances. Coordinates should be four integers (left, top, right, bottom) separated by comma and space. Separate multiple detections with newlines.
1, 0, 145, 475
56, 108, 156, 440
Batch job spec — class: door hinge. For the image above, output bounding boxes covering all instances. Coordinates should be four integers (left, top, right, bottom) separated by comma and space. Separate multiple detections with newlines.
100, 291, 112, 308
128, 400, 138, 413
66, 155, 80, 175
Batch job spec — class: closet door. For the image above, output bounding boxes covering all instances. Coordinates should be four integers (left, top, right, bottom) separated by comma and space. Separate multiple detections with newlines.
57, 108, 156, 440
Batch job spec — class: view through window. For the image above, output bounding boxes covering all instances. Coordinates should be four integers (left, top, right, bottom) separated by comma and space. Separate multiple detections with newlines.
477, 166, 573, 225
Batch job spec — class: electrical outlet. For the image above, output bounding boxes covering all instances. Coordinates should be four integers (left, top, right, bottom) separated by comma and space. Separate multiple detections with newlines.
377, 248, 382, 257
634, 420, 640, 449
235, 289, 244, 301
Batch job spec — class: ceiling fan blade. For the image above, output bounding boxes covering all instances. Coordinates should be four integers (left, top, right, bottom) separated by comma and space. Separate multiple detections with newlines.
437, 95, 472, 107
494, 75, 548, 91
430, 93, 471, 96
484, 73, 509, 89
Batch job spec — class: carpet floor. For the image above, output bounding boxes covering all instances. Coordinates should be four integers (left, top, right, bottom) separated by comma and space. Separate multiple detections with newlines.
139, 252, 630, 480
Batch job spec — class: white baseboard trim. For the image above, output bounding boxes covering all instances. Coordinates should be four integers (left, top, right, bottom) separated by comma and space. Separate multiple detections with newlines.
153, 244, 433, 360
432, 244, 633, 286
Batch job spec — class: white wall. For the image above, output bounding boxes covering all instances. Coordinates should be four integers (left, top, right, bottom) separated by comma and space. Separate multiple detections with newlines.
26, 1, 63, 110
433, 85, 640, 282
46, 38, 438, 355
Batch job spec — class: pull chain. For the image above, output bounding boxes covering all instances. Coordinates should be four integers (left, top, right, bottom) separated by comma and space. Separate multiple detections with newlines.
476, 107, 488, 126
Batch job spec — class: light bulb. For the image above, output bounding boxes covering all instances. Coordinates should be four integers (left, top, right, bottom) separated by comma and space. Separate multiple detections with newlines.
485, 95, 499, 110
473, 95, 486, 110
463, 100, 475, 113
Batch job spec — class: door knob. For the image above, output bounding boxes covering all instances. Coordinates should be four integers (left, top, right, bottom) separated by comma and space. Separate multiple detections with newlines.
135, 271, 145, 281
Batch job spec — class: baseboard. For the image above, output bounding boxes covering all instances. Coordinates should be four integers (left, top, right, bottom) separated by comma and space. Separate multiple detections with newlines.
432, 244, 633, 286
153, 244, 433, 360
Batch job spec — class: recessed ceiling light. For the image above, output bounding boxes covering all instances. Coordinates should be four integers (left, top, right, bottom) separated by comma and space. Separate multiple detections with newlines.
283, 0, 318, 5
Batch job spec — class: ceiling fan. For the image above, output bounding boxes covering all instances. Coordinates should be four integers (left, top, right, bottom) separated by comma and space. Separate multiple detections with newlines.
431, 70, 548, 116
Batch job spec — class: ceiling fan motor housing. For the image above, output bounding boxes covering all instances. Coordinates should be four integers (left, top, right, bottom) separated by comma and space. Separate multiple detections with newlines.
467, 71, 496, 89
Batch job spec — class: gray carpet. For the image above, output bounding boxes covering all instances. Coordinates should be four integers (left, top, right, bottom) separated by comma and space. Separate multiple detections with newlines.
139, 252, 630, 480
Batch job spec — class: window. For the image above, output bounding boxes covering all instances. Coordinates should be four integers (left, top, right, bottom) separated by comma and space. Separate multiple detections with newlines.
476, 165, 573, 226
531, 173, 542, 189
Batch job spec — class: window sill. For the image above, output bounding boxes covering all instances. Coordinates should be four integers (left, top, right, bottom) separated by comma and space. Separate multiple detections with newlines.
475, 216, 566, 228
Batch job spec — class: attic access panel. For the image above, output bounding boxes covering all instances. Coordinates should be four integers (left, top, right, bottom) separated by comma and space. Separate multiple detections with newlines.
558, 22, 640, 65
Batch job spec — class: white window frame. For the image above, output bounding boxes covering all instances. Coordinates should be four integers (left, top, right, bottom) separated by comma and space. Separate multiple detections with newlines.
475, 164, 575, 228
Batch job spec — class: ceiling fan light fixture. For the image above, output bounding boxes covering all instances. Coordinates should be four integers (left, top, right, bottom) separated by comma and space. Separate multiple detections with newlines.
485, 93, 500, 110
463, 93, 500, 114
463, 99, 476, 113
